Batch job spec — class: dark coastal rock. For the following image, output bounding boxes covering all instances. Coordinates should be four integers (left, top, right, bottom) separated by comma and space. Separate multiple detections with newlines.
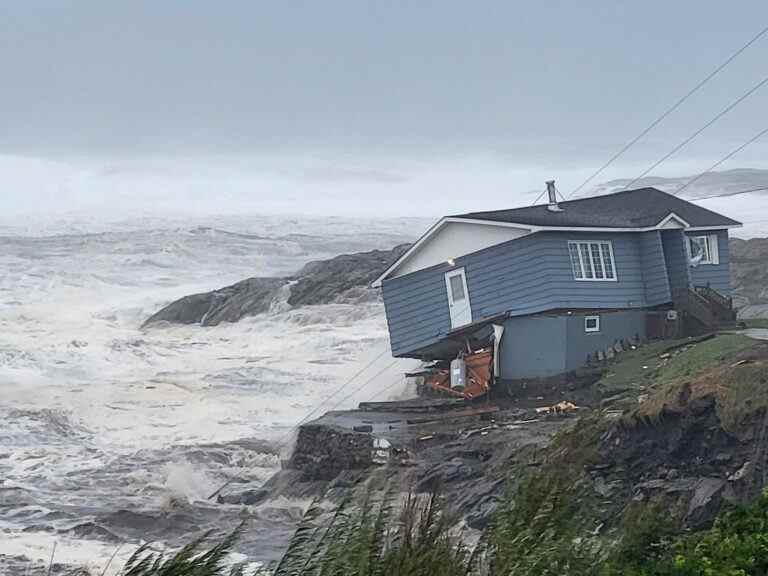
143, 277, 286, 326
286, 246, 409, 307
287, 423, 374, 481
217, 488, 270, 506
143, 244, 410, 327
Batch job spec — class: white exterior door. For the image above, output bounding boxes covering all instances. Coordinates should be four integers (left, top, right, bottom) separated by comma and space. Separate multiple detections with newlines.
444, 268, 472, 328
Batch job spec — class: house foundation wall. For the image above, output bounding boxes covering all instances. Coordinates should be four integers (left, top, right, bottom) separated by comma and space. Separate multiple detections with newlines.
499, 309, 648, 380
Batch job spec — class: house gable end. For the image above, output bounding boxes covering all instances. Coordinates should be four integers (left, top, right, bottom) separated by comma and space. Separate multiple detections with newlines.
371, 218, 532, 286
657, 212, 691, 229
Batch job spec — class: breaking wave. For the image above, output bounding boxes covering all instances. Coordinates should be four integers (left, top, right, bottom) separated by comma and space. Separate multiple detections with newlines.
0, 214, 416, 569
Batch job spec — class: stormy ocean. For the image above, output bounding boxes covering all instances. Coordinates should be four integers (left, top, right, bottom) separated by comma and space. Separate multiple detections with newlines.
0, 214, 419, 573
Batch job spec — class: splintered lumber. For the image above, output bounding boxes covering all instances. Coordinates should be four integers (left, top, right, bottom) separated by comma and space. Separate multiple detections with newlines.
357, 398, 466, 413
405, 405, 499, 425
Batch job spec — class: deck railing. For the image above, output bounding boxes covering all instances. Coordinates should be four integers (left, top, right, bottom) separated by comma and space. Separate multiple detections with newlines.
673, 288, 716, 328
694, 285, 736, 322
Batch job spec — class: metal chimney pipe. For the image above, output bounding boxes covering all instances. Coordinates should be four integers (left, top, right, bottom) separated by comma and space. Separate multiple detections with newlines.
546, 180, 563, 212
546, 180, 557, 204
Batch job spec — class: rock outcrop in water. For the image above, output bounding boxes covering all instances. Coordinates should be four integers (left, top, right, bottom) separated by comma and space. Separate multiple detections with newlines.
143, 244, 410, 327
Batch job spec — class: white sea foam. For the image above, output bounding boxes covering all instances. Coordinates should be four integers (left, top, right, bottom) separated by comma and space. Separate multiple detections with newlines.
0, 214, 418, 570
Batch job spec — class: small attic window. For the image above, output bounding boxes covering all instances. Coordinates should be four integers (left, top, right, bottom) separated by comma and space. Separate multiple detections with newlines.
585, 315, 600, 333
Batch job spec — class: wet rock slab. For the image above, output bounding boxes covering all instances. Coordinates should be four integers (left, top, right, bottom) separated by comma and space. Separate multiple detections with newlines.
143, 244, 410, 327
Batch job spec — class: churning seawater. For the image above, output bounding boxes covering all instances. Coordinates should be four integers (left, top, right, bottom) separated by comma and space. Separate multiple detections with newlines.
0, 214, 418, 573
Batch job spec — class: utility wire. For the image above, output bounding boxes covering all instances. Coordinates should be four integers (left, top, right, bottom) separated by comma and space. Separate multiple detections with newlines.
531, 183, 565, 206
675, 126, 768, 195
315, 359, 401, 420
365, 374, 408, 402
275, 355, 401, 447
530, 188, 547, 206
622, 73, 768, 190
567, 24, 768, 199
691, 185, 768, 201
288, 346, 390, 427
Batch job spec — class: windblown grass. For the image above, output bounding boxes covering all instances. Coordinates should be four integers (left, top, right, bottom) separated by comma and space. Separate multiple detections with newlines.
272, 488, 472, 576
119, 523, 259, 576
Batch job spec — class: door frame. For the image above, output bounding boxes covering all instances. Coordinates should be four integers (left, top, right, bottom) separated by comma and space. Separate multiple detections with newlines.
444, 267, 472, 328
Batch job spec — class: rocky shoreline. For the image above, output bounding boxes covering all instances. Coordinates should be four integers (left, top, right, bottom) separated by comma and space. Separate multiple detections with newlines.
142, 244, 410, 327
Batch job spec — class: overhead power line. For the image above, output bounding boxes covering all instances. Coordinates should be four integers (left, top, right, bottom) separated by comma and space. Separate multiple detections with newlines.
675, 126, 768, 195
567, 23, 768, 199
275, 354, 400, 447
692, 185, 768, 201
622, 73, 768, 190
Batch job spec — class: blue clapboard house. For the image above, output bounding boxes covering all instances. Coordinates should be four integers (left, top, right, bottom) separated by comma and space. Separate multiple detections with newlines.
372, 184, 741, 380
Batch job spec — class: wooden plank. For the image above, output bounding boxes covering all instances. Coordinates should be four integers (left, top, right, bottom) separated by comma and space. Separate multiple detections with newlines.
406, 405, 500, 425
357, 398, 466, 413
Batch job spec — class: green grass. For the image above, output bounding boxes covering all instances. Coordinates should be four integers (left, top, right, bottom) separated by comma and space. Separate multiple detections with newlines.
595, 339, 679, 400
599, 490, 768, 575
658, 334, 755, 380
597, 334, 755, 410
623, 334, 766, 431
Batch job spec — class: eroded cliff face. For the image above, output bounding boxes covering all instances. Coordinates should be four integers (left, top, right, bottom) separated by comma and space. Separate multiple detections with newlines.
218, 335, 768, 564
143, 244, 410, 327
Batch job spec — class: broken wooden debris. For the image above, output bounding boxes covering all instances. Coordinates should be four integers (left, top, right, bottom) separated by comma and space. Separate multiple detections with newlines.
535, 401, 579, 416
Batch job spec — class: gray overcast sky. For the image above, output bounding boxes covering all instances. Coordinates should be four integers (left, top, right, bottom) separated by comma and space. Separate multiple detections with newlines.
3, 1, 768, 157
2, 2, 768, 226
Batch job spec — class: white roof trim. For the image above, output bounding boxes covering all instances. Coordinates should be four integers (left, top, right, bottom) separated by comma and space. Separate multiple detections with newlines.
687, 224, 743, 231
370, 212, 740, 287
656, 212, 691, 229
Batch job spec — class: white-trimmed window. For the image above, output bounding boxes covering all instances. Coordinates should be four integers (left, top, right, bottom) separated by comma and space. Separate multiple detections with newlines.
568, 241, 617, 281
584, 315, 600, 333
687, 235, 720, 265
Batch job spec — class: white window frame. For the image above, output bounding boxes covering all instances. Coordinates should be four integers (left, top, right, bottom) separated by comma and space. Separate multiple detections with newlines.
584, 315, 600, 333
687, 234, 720, 265
568, 240, 618, 282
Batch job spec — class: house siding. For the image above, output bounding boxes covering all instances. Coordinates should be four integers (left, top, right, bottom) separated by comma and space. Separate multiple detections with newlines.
686, 229, 732, 295
382, 230, 667, 357
639, 231, 671, 306
661, 230, 691, 294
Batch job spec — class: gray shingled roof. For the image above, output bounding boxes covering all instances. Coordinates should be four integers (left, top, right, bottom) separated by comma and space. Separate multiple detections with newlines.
452, 187, 741, 229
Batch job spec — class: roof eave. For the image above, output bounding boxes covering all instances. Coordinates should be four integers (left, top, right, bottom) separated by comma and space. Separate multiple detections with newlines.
371, 213, 741, 287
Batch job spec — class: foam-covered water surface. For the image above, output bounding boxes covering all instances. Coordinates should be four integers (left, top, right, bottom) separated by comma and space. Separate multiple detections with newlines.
0, 214, 419, 571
